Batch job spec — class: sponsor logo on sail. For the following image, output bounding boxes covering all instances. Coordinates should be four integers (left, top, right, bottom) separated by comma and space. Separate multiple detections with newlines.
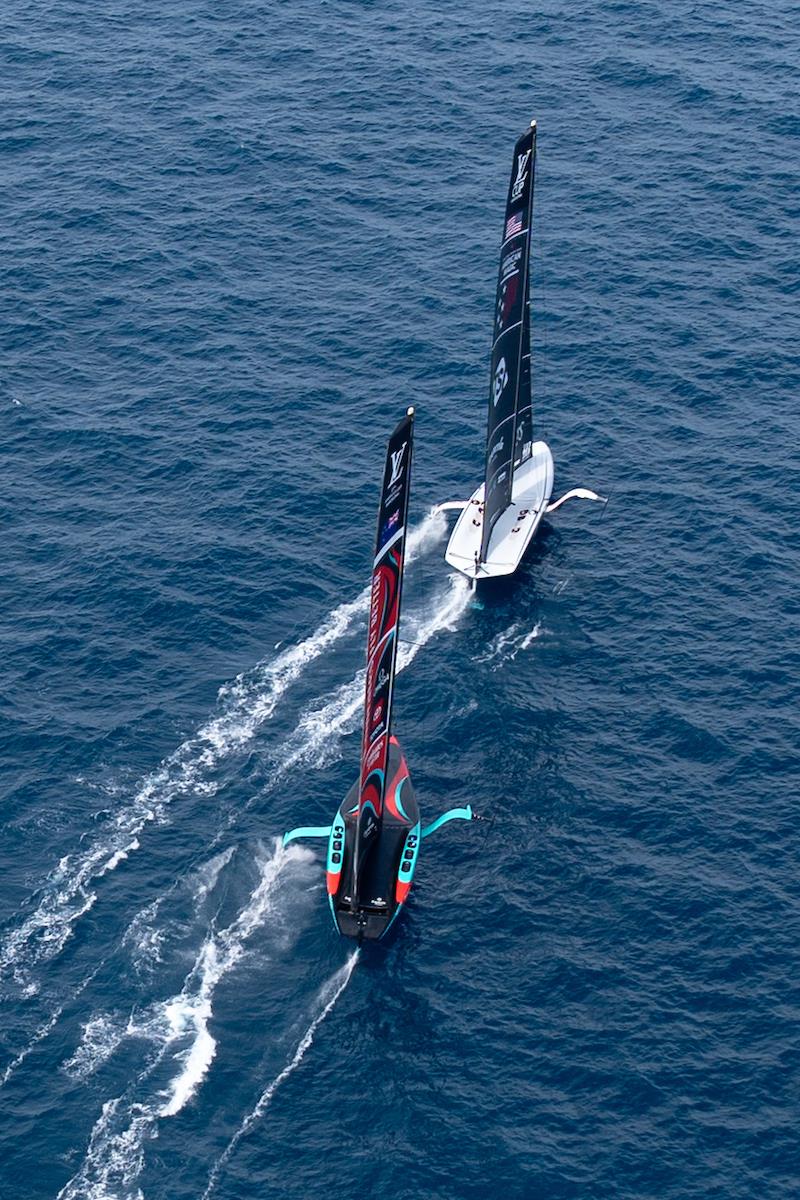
493, 357, 508, 406
385, 441, 408, 508
364, 739, 384, 773
388, 443, 406, 488
500, 246, 522, 281
489, 436, 504, 462
510, 150, 530, 202
376, 667, 390, 691
363, 812, 377, 839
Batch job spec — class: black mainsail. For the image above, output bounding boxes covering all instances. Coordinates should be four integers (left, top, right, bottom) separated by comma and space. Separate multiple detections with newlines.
350, 408, 415, 903
479, 120, 537, 563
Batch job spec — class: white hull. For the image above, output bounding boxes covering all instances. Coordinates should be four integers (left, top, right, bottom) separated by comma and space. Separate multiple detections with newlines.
444, 441, 554, 580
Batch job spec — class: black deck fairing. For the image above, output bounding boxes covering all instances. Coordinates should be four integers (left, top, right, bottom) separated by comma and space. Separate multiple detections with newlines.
332, 738, 419, 941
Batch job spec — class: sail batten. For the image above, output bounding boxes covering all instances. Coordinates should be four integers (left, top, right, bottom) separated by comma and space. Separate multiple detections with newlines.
479, 121, 537, 563
351, 410, 415, 901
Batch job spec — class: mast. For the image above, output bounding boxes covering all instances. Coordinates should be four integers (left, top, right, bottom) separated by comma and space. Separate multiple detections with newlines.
512, 121, 537, 471
479, 120, 537, 564
350, 408, 415, 904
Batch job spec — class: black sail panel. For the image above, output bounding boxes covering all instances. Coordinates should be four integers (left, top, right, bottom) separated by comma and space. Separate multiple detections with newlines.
351, 410, 414, 901
480, 122, 536, 562
514, 312, 532, 468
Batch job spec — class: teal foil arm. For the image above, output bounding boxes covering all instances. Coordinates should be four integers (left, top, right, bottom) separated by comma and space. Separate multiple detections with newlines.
420, 805, 473, 839
282, 826, 332, 848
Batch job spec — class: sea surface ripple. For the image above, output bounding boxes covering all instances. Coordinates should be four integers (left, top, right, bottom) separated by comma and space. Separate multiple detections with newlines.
1, 1, 798, 1198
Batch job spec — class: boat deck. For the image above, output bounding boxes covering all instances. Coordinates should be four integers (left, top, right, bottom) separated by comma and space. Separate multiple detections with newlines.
444, 441, 554, 579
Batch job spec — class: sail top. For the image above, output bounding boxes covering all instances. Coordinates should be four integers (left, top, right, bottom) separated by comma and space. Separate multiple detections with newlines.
351, 410, 415, 897
480, 121, 537, 563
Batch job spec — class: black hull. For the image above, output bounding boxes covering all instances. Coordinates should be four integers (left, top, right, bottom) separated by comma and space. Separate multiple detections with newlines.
330, 738, 420, 942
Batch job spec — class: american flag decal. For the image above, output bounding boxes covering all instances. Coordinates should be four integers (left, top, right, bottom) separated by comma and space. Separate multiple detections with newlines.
505, 211, 523, 239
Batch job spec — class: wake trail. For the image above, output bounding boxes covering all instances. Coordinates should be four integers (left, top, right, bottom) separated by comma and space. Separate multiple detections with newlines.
56, 841, 316, 1200
274, 572, 471, 779
2, 1003, 65, 1089
53, 566, 467, 1200
0, 510, 446, 986
202, 952, 359, 1200
63, 849, 238, 1085
121, 846, 236, 979
0, 965, 101, 1091
156, 840, 311, 1118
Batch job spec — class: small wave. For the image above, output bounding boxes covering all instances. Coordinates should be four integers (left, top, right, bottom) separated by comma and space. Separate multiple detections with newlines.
474, 620, 542, 668
1, 1003, 65, 1088
202, 951, 359, 1200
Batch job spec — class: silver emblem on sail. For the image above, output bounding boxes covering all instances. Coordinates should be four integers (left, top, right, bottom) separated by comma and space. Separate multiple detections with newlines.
493, 357, 508, 406
388, 443, 406, 487
510, 150, 530, 202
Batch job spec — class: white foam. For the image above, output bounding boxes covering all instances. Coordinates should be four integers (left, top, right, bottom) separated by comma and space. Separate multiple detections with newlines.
397, 572, 471, 671
98, 838, 140, 877
474, 619, 542, 667
474, 622, 520, 664
406, 505, 447, 560
123, 896, 168, 972
518, 621, 542, 652
63, 1014, 128, 1081
157, 841, 313, 1118
56, 842, 316, 1200
1, 1004, 64, 1088
202, 951, 359, 1199
56, 1097, 150, 1200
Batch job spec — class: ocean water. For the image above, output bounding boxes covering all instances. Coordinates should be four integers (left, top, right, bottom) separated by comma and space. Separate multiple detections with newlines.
1, 1, 798, 1197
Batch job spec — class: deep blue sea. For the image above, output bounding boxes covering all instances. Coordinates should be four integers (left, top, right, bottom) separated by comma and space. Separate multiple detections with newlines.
2, 2, 798, 1197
